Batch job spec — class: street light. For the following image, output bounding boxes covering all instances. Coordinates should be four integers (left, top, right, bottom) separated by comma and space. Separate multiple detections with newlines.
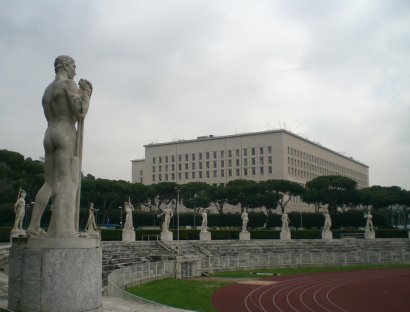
119, 206, 123, 229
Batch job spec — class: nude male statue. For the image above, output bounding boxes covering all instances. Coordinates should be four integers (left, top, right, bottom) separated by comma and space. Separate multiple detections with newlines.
27, 55, 92, 238
241, 209, 249, 233
281, 213, 290, 232
157, 204, 173, 233
201, 209, 208, 232
13, 189, 26, 232
323, 207, 332, 232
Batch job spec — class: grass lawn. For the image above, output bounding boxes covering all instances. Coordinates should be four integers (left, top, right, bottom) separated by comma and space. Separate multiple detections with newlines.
127, 263, 410, 312
127, 278, 231, 312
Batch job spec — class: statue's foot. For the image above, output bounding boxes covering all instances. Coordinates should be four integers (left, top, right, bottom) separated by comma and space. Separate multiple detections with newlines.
26, 227, 46, 237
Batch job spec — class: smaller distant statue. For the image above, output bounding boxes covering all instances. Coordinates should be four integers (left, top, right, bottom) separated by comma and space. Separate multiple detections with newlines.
123, 200, 135, 231
201, 209, 208, 232
12, 188, 26, 234
364, 207, 374, 232
241, 209, 249, 232
84, 203, 97, 233
157, 204, 174, 233
323, 207, 332, 232
281, 213, 290, 232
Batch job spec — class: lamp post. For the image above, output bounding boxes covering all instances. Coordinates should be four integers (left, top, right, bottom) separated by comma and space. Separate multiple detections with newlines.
119, 206, 123, 229
175, 186, 181, 256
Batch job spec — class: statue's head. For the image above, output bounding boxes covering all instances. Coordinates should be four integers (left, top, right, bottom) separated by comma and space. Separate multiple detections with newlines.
54, 55, 75, 73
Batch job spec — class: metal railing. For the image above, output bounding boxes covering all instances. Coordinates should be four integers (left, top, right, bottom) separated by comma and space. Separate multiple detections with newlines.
107, 260, 175, 304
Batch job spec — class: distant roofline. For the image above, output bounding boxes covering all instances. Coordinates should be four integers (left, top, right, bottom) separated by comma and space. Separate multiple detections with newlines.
142, 129, 368, 168
131, 158, 145, 163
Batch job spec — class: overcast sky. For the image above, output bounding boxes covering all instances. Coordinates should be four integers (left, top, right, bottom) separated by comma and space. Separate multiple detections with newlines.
1, 0, 409, 189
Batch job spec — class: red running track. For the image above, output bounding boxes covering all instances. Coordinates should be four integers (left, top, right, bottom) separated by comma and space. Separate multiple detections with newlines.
212, 269, 410, 312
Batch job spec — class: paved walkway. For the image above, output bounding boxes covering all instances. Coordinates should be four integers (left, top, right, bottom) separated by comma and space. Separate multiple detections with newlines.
0, 266, 192, 312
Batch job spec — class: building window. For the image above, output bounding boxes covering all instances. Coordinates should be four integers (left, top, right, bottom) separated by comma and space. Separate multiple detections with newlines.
153, 157, 156, 164
236, 149, 240, 157
178, 154, 182, 162
260, 157, 264, 165
159, 156, 162, 164
192, 163, 196, 170
199, 171, 203, 179
221, 160, 224, 168
159, 174, 162, 182
178, 164, 182, 171
252, 158, 256, 165
206, 171, 210, 178
199, 162, 203, 169
165, 165, 168, 172
260, 167, 264, 175
165, 156, 168, 163
199, 152, 202, 160
213, 151, 217, 159
185, 172, 188, 179
192, 153, 196, 161
268, 156, 272, 164
172, 155, 175, 162
220, 151, 224, 158
260, 147, 264, 155
172, 164, 175, 171
244, 168, 248, 176
213, 170, 217, 177
213, 160, 217, 168
228, 169, 232, 177
236, 168, 240, 176
192, 172, 195, 179
185, 154, 189, 161
185, 163, 188, 170
206, 152, 210, 159
244, 159, 248, 166
178, 172, 182, 180
206, 161, 210, 169
165, 174, 168, 181
228, 150, 232, 158
152, 166, 155, 173
152, 175, 155, 182
252, 167, 256, 175
251, 147, 256, 155
243, 148, 248, 156
228, 159, 232, 167
221, 169, 225, 177
236, 159, 240, 167
268, 146, 272, 154
159, 165, 162, 172
172, 173, 175, 180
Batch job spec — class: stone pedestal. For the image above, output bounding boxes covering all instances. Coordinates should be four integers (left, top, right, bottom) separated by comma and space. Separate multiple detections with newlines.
200, 231, 211, 241
322, 230, 333, 240
280, 230, 291, 240
10, 230, 26, 244
365, 231, 375, 239
161, 231, 173, 241
122, 229, 135, 242
8, 237, 102, 312
239, 231, 250, 240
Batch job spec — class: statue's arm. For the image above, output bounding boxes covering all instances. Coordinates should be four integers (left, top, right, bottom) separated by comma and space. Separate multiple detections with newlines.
65, 79, 92, 119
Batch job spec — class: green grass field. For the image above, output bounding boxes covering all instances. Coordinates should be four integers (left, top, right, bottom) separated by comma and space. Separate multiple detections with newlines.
127, 263, 410, 312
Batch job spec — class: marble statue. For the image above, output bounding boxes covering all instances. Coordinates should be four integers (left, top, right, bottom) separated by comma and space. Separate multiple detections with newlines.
201, 209, 208, 232
12, 188, 26, 233
365, 207, 374, 232
241, 209, 249, 232
323, 207, 332, 232
84, 203, 97, 233
157, 204, 173, 233
281, 213, 290, 232
123, 200, 135, 230
27, 55, 92, 238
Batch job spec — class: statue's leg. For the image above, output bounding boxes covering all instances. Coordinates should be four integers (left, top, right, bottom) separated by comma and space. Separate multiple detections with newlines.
26, 184, 52, 235
47, 156, 79, 238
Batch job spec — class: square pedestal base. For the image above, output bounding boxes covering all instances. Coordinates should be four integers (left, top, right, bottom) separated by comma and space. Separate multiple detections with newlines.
239, 231, 250, 240
322, 231, 333, 240
280, 231, 291, 240
365, 231, 375, 239
161, 231, 173, 241
122, 230, 135, 242
8, 237, 102, 312
200, 231, 211, 241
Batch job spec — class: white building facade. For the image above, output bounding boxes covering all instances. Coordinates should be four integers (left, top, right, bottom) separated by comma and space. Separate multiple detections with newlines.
132, 130, 369, 194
